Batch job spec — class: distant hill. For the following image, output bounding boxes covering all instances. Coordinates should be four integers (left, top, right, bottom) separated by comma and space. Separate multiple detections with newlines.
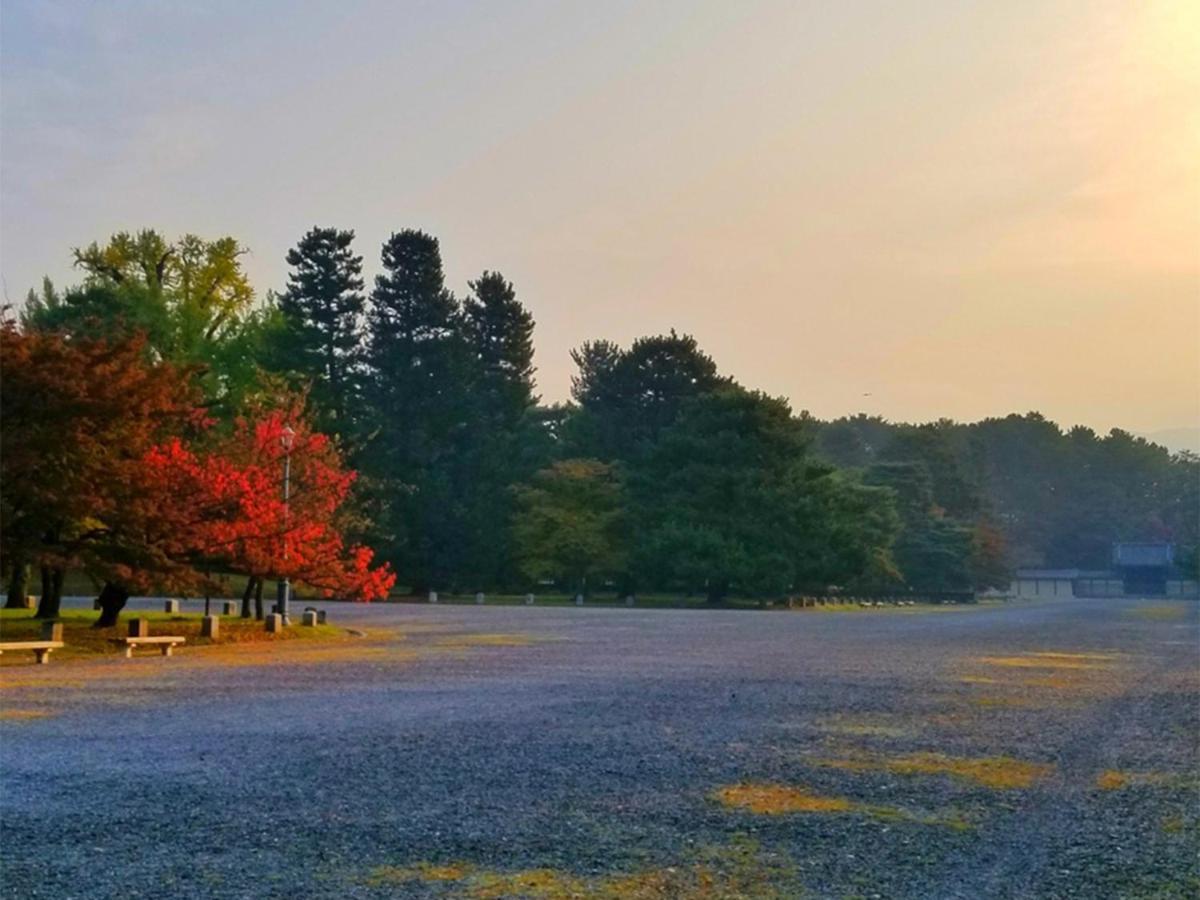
1140, 427, 1200, 455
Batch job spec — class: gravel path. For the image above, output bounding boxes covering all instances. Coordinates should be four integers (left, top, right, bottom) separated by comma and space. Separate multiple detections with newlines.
1, 597, 1197, 898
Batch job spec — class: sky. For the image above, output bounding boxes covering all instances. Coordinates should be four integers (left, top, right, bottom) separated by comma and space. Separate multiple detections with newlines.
2, 0, 1197, 436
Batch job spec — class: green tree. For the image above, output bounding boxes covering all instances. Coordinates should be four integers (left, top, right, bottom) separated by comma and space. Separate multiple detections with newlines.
630, 388, 898, 601
273, 227, 366, 431
513, 459, 626, 593
360, 230, 471, 590
566, 331, 725, 462
22, 229, 270, 418
864, 462, 971, 591
458, 271, 543, 587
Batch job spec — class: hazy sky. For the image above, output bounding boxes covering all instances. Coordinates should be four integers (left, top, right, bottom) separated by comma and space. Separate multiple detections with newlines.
3, 0, 1197, 433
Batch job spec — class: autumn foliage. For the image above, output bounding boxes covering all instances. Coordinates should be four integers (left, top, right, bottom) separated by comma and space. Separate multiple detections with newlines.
0, 323, 393, 617
142, 408, 393, 600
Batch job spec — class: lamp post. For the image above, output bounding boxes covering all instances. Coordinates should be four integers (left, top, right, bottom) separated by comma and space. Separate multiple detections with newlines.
276, 424, 296, 624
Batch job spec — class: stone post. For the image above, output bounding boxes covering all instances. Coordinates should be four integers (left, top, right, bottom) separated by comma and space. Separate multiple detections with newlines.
41, 621, 63, 642
220, 600, 238, 616
316, 610, 327, 624
475, 592, 485, 605
265, 613, 283, 633
129, 618, 150, 638
302, 610, 318, 627
200, 615, 219, 639
428, 591, 438, 604
525, 593, 535, 605
164, 599, 181, 614
575, 594, 584, 606
625, 595, 635, 607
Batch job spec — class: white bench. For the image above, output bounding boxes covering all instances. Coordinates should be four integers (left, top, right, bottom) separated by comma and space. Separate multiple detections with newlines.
0, 640, 65, 665
117, 636, 186, 658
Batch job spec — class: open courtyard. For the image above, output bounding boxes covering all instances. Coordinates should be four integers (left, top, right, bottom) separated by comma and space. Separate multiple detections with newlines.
1, 596, 1197, 898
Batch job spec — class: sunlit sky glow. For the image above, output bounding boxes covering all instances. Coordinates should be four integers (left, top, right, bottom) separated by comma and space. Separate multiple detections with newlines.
2, 0, 1197, 434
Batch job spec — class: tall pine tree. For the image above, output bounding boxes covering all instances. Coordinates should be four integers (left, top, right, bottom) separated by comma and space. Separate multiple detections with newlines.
460, 271, 541, 586
362, 230, 470, 590
275, 227, 365, 431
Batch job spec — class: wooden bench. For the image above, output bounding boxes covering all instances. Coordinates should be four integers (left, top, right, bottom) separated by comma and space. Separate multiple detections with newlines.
117, 636, 186, 658
0, 640, 65, 665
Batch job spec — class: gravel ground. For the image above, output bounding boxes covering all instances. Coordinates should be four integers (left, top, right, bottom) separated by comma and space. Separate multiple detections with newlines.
1, 597, 1197, 899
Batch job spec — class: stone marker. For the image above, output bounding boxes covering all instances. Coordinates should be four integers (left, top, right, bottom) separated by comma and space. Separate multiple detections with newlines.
265, 613, 283, 633
428, 590, 438, 604
302, 610, 318, 627
317, 609, 327, 624
129, 618, 150, 638
575, 594, 584, 606
475, 592, 485, 605
625, 595, 635, 607
200, 615, 219, 639
24, 595, 37, 610
164, 599, 181, 614
525, 593, 535, 605
220, 600, 238, 616
41, 621, 63, 642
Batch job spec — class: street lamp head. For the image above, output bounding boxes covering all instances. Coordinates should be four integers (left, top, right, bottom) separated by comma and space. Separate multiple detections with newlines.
280, 424, 296, 452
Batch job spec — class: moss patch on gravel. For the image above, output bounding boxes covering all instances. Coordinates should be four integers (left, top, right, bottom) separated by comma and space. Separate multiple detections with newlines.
713, 782, 974, 831
715, 782, 852, 814
820, 752, 1053, 789
366, 839, 804, 898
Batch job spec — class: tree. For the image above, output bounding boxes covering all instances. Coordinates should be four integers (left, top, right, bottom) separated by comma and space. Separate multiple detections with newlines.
968, 520, 1011, 591
629, 387, 899, 601
864, 462, 971, 591
0, 325, 205, 619
128, 406, 395, 626
566, 331, 724, 462
512, 459, 626, 593
457, 271, 543, 586
273, 227, 365, 430
360, 230, 472, 590
23, 229, 271, 419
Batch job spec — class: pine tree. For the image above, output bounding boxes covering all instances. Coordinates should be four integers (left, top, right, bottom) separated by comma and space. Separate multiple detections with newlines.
460, 271, 542, 586
361, 230, 470, 590
276, 227, 365, 430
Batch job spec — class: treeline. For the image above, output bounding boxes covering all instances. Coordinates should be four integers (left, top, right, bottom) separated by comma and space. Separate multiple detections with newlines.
814, 414, 1199, 574
6, 227, 1197, 609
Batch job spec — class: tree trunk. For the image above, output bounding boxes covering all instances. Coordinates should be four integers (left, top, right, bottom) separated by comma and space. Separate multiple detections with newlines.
241, 576, 256, 618
4, 560, 29, 609
34, 566, 64, 619
254, 578, 264, 620
93, 582, 131, 628
706, 578, 729, 605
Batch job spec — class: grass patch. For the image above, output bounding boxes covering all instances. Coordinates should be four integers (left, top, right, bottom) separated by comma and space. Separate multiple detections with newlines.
0, 609, 344, 664
974, 657, 1104, 672
816, 716, 911, 738
1095, 770, 1172, 791
715, 783, 852, 814
713, 782, 972, 830
821, 752, 1053, 789
0, 708, 52, 721
366, 839, 805, 898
